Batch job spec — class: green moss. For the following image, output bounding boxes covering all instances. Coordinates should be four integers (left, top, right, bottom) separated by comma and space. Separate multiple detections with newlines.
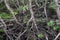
38, 33, 44, 38
53, 26, 60, 31
18, 5, 28, 12
0, 12, 12, 19
23, 13, 30, 23
48, 2, 56, 13
0, 29, 3, 33
47, 20, 55, 26
0, 4, 5, 9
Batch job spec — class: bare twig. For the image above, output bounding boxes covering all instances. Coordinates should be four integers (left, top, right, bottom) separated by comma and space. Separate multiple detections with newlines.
28, 0, 39, 33
4, 0, 23, 27
0, 17, 13, 40
54, 0, 60, 20
54, 33, 60, 40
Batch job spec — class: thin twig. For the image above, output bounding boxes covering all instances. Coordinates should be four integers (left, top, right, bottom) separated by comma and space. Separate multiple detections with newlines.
54, 33, 60, 40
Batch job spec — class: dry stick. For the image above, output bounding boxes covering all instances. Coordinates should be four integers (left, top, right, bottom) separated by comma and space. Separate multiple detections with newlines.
4, 0, 39, 40
16, 0, 39, 39
44, 1, 49, 40
26, 23, 34, 40
3, 0, 26, 40
39, 0, 48, 9
13, 0, 20, 8
16, 18, 32, 40
11, 0, 19, 8
35, 0, 48, 11
54, 33, 60, 40
29, 0, 39, 33
4, 0, 23, 27
16, 0, 39, 40
16, 0, 20, 7
54, 0, 60, 20
15, 1, 34, 40
35, 0, 39, 7
16, 1, 33, 40
4, 0, 34, 39
0, 17, 13, 40
44, 0, 48, 22
26, 23, 38, 40
28, 0, 40, 39
45, 34, 48, 40
9, 32, 17, 39
16, 5, 33, 40
4, 0, 26, 40
15, 29, 27, 40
